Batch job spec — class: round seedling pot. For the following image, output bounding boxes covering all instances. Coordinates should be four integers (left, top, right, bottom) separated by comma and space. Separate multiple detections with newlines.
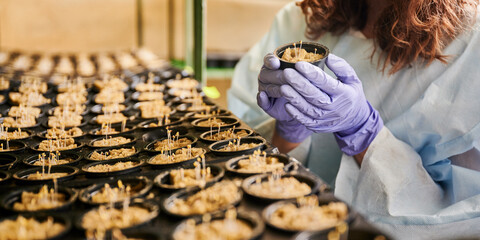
274, 41, 329, 70
146, 148, 206, 169
36, 128, 86, 140
23, 152, 82, 167
199, 127, 253, 144
13, 166, 79, 184
0, 129, 34, 141
78, 176, 153, 205
208, 137, 266, 156
81, 158, 144, 178
144, 135, 197, 154
84, 145, 141, 162
172, 210, 265, 240
75, 200, 159, 232
191, 116, 239, 131
0, 214, 72, 240
1, 185, 78, 213
0, 140, 27, 154
162, 181, 243, 218
137, 117, 183, 130
87, 134, 137, 148
242, 173, 320, 203
184, 108, 231, 121
0, 117, 41, 130
88, 124, 136, 137
225, 153, 291, 178
154, 164, 225, 191
263, 198, 354, 234
30, 140, 85, 154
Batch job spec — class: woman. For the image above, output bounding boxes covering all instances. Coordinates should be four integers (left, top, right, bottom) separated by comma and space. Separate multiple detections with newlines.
228, 0, 480, 238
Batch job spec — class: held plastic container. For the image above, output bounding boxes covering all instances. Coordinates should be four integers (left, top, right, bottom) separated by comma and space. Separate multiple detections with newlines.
274, 41, 329, 70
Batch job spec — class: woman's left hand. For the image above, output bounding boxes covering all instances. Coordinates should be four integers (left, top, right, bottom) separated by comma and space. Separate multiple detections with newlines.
273, 54, 383, 155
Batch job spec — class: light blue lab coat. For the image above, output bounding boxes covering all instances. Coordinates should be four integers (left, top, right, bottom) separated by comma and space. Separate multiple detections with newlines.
228, 2, 480, 239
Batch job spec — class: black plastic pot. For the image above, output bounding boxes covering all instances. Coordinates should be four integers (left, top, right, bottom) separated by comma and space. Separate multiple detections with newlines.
23, 152, 82, 167
84, 145, 141, 162
75, 200, 159, 231
242, 173, 320, 203
208, 137, 266, 156
146, 148, 206, 169
154, 164, 225, 191
0, 214, 72, 240
144, 135, 197, 154
191, 116, 240, 131
13, 166, 79, 184
87, 134, 137, 148
199, 127, 253, 144
137, 117, 183, 130
172, 210, 265, 240
262, 198, 354, 234
81, 158, 144, 178
274, 41, 329, 70
30, 140, 85, 154
225, 153, 291, 177
1, 185, 78, 213
162, 181, 243, 218
78, 176, 153, 205
0, 140, 27, 154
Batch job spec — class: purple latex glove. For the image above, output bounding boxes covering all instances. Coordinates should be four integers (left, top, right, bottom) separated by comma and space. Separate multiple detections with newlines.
257, 53, 312, 143
278, 54, 383, 155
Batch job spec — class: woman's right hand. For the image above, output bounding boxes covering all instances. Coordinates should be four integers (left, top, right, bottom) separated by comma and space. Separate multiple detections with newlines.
257, 53, 312, 143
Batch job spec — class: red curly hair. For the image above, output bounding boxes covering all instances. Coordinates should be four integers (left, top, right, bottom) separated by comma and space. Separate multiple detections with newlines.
297, 0, 479, 74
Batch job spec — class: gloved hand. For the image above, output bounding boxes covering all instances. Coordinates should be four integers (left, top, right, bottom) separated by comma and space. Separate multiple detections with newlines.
277, 54, 383, 155
257, 53, 312, 143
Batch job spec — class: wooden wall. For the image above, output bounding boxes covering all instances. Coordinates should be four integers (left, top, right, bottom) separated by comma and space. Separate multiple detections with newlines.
0, 0, 290, 60
0, 0, 138, 53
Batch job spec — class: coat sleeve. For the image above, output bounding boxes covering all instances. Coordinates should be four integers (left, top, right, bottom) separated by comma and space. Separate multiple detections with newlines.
335, 127, 480, 239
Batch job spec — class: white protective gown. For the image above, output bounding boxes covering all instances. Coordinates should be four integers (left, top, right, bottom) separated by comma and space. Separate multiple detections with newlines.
228, 2, 480, 239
